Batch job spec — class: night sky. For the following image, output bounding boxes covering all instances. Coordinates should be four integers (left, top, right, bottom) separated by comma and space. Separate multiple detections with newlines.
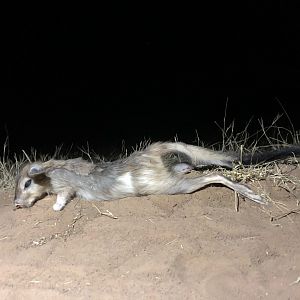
2, 4, 300, 157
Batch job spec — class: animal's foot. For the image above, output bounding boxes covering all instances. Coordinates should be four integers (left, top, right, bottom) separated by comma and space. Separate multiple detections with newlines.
173, 163, 193, 174
53, 202, 65, 211
237, 185, 267, 205
244, 192, 266, 204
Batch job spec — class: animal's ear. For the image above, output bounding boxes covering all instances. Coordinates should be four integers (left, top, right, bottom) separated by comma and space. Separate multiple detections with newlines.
27, 160, 62, 178
27, 163, 46, 177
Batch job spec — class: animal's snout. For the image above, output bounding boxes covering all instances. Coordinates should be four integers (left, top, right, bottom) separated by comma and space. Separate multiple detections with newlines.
14, 198, 26, 209
14, 201, 23, 208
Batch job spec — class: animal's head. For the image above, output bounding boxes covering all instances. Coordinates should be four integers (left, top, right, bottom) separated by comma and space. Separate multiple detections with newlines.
14, 157, 91, 209
14, 162, 51, 209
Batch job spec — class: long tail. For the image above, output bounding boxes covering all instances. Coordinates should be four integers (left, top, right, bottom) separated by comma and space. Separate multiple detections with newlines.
156, 142, 300, 169
240, 145, 300, 166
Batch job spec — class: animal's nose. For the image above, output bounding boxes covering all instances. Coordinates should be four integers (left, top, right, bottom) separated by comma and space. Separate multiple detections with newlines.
14, 199, 24, 209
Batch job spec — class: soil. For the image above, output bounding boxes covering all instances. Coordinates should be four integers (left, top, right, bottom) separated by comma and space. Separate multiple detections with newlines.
1, 165, 300, 299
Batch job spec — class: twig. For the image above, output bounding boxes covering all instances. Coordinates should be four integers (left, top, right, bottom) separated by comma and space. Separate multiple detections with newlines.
92, 203, 118, 219
270, 207, 300, 222
165, 238, 178, 246
30, 211, 83, 246
235, 191, 239, 212
289, 276, 300, 286
29, 280, 41, 284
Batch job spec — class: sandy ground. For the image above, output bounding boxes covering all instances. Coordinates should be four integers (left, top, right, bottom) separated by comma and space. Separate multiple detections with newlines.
1, 166, 300, 299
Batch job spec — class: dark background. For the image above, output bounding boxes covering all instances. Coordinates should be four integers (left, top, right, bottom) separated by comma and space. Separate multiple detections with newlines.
2, 4, 300, 157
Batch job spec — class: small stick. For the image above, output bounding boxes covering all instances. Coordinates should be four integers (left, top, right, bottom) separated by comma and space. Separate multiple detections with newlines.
235, 191, 239, 212
270, 208, 300, 222
289, 276, 300, 286
92, 203, 118, 219
165, 238, 177, 246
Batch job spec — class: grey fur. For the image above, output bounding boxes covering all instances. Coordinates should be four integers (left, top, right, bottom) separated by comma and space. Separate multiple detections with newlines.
14, 141, 287, 211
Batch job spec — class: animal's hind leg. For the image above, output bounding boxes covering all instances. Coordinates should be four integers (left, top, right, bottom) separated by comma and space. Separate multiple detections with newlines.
169, 174, 266, 204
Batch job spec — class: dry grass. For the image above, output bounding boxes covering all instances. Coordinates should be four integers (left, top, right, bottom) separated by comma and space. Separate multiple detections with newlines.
209, 114, 300, 219
0, 139, 23, 189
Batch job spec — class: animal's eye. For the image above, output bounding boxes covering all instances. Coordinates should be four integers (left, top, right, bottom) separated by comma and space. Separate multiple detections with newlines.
24, 179, 32, 189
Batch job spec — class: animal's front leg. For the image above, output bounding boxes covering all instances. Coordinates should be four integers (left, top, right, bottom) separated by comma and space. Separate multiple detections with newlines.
53, 189, 74, 211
